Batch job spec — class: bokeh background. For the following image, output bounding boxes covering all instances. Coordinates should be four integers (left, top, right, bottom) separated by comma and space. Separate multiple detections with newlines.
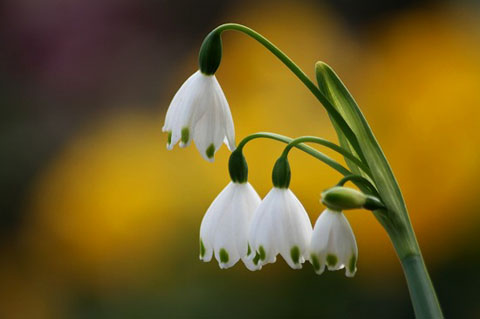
1, 0, 480, 317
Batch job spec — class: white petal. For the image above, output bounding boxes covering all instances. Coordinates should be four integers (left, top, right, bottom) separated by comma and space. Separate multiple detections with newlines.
327, 211, 358, 276
248, 189, 280, 266
211, 76, 236, 151
310, 209, 335, 273
164, 71, 205, 148
192, 94, 226, 161
199, 183, 235, 262
276, 189, 312, 269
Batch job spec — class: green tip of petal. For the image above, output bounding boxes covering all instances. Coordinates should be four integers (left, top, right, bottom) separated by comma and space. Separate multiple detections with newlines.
348, 254, 357, 273
219, 248, 229, 263
310, 254, 321, 272
253, 252, 260, 266
247, 244, 251, 256
167, 131, 172, 145
290, 246, 300, 264
181, 127, 190, 144
326, 254, 338, 267
206, 143, 215, 159
199, 239, 206, 258
258, 246, 266, 261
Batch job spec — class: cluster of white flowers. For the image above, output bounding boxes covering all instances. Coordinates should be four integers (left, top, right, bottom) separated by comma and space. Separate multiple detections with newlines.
162, 26, 444, 318
199, 181, 358, 277
164, 71, 358, 277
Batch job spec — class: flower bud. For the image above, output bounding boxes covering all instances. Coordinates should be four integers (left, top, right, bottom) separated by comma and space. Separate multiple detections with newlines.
199, 30, 223, 75
321, 186, 384, 211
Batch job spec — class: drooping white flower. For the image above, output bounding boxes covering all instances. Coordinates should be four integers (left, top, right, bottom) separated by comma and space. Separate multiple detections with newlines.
162, 70, 235, 161
248, 187, 312, 269
310, 209, 358, 277
199, 182, 261, 270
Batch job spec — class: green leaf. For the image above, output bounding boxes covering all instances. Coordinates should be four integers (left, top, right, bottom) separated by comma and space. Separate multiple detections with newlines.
315, 62, 444, 319
315, 62, 416, 256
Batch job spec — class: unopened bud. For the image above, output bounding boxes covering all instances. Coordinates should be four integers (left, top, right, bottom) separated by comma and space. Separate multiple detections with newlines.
321, 186, 384, 211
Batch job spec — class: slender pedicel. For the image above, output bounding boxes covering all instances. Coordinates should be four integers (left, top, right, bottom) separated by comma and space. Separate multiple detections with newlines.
282, 136, 372, 178
236, 132, 352, 177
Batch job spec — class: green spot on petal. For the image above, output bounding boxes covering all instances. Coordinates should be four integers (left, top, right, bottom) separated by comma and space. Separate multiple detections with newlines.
167, 131, 172, 145
206, 143, 215, 159
349, 254, 357, 273
181, 127, 189, 144
310, 254, 320, 272
247, 244, 251, 256
290, 246, 300, 264
219, 248, 229, 263
326, 254, 338, 267
253, 252, 260, 266
258, 246, 266, 261
199, 239, 206, 258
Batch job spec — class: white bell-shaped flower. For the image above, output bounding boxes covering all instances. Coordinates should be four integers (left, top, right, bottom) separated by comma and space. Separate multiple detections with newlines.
248, 187, 312, 269
162, 70, 235, 161
310, 209, 358, 277
199, 181, 261, 270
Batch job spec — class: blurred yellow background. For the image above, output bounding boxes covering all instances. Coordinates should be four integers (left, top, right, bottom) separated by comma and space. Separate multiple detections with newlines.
1, 0, 480, 318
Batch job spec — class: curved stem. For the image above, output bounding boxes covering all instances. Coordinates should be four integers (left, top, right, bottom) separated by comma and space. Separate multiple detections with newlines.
237, 132, 352, 176
336, 174, 379, 196
212, 23, 368, 166
283, 136, 371, 177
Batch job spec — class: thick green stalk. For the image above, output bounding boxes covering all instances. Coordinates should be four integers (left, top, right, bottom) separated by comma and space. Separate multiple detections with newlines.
378, 220, 443, 318
209, 23, 368, 165
401, 255, 443, 318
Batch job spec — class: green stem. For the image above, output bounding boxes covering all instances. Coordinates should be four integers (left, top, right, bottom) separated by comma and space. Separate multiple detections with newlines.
282, 136, 371, 177
237, 132, 351, 176
336, 174, 379, 196
400, 254, 443, 318
370, 207, 443, 318
378, 220, 443, 318
212, 23, 368, 166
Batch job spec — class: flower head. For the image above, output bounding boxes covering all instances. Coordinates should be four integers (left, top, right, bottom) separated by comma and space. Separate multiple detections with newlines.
248, 187, 312, 269
199, 181, 261, 270
310, 209, 358, 277
163, 71, 235, 161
